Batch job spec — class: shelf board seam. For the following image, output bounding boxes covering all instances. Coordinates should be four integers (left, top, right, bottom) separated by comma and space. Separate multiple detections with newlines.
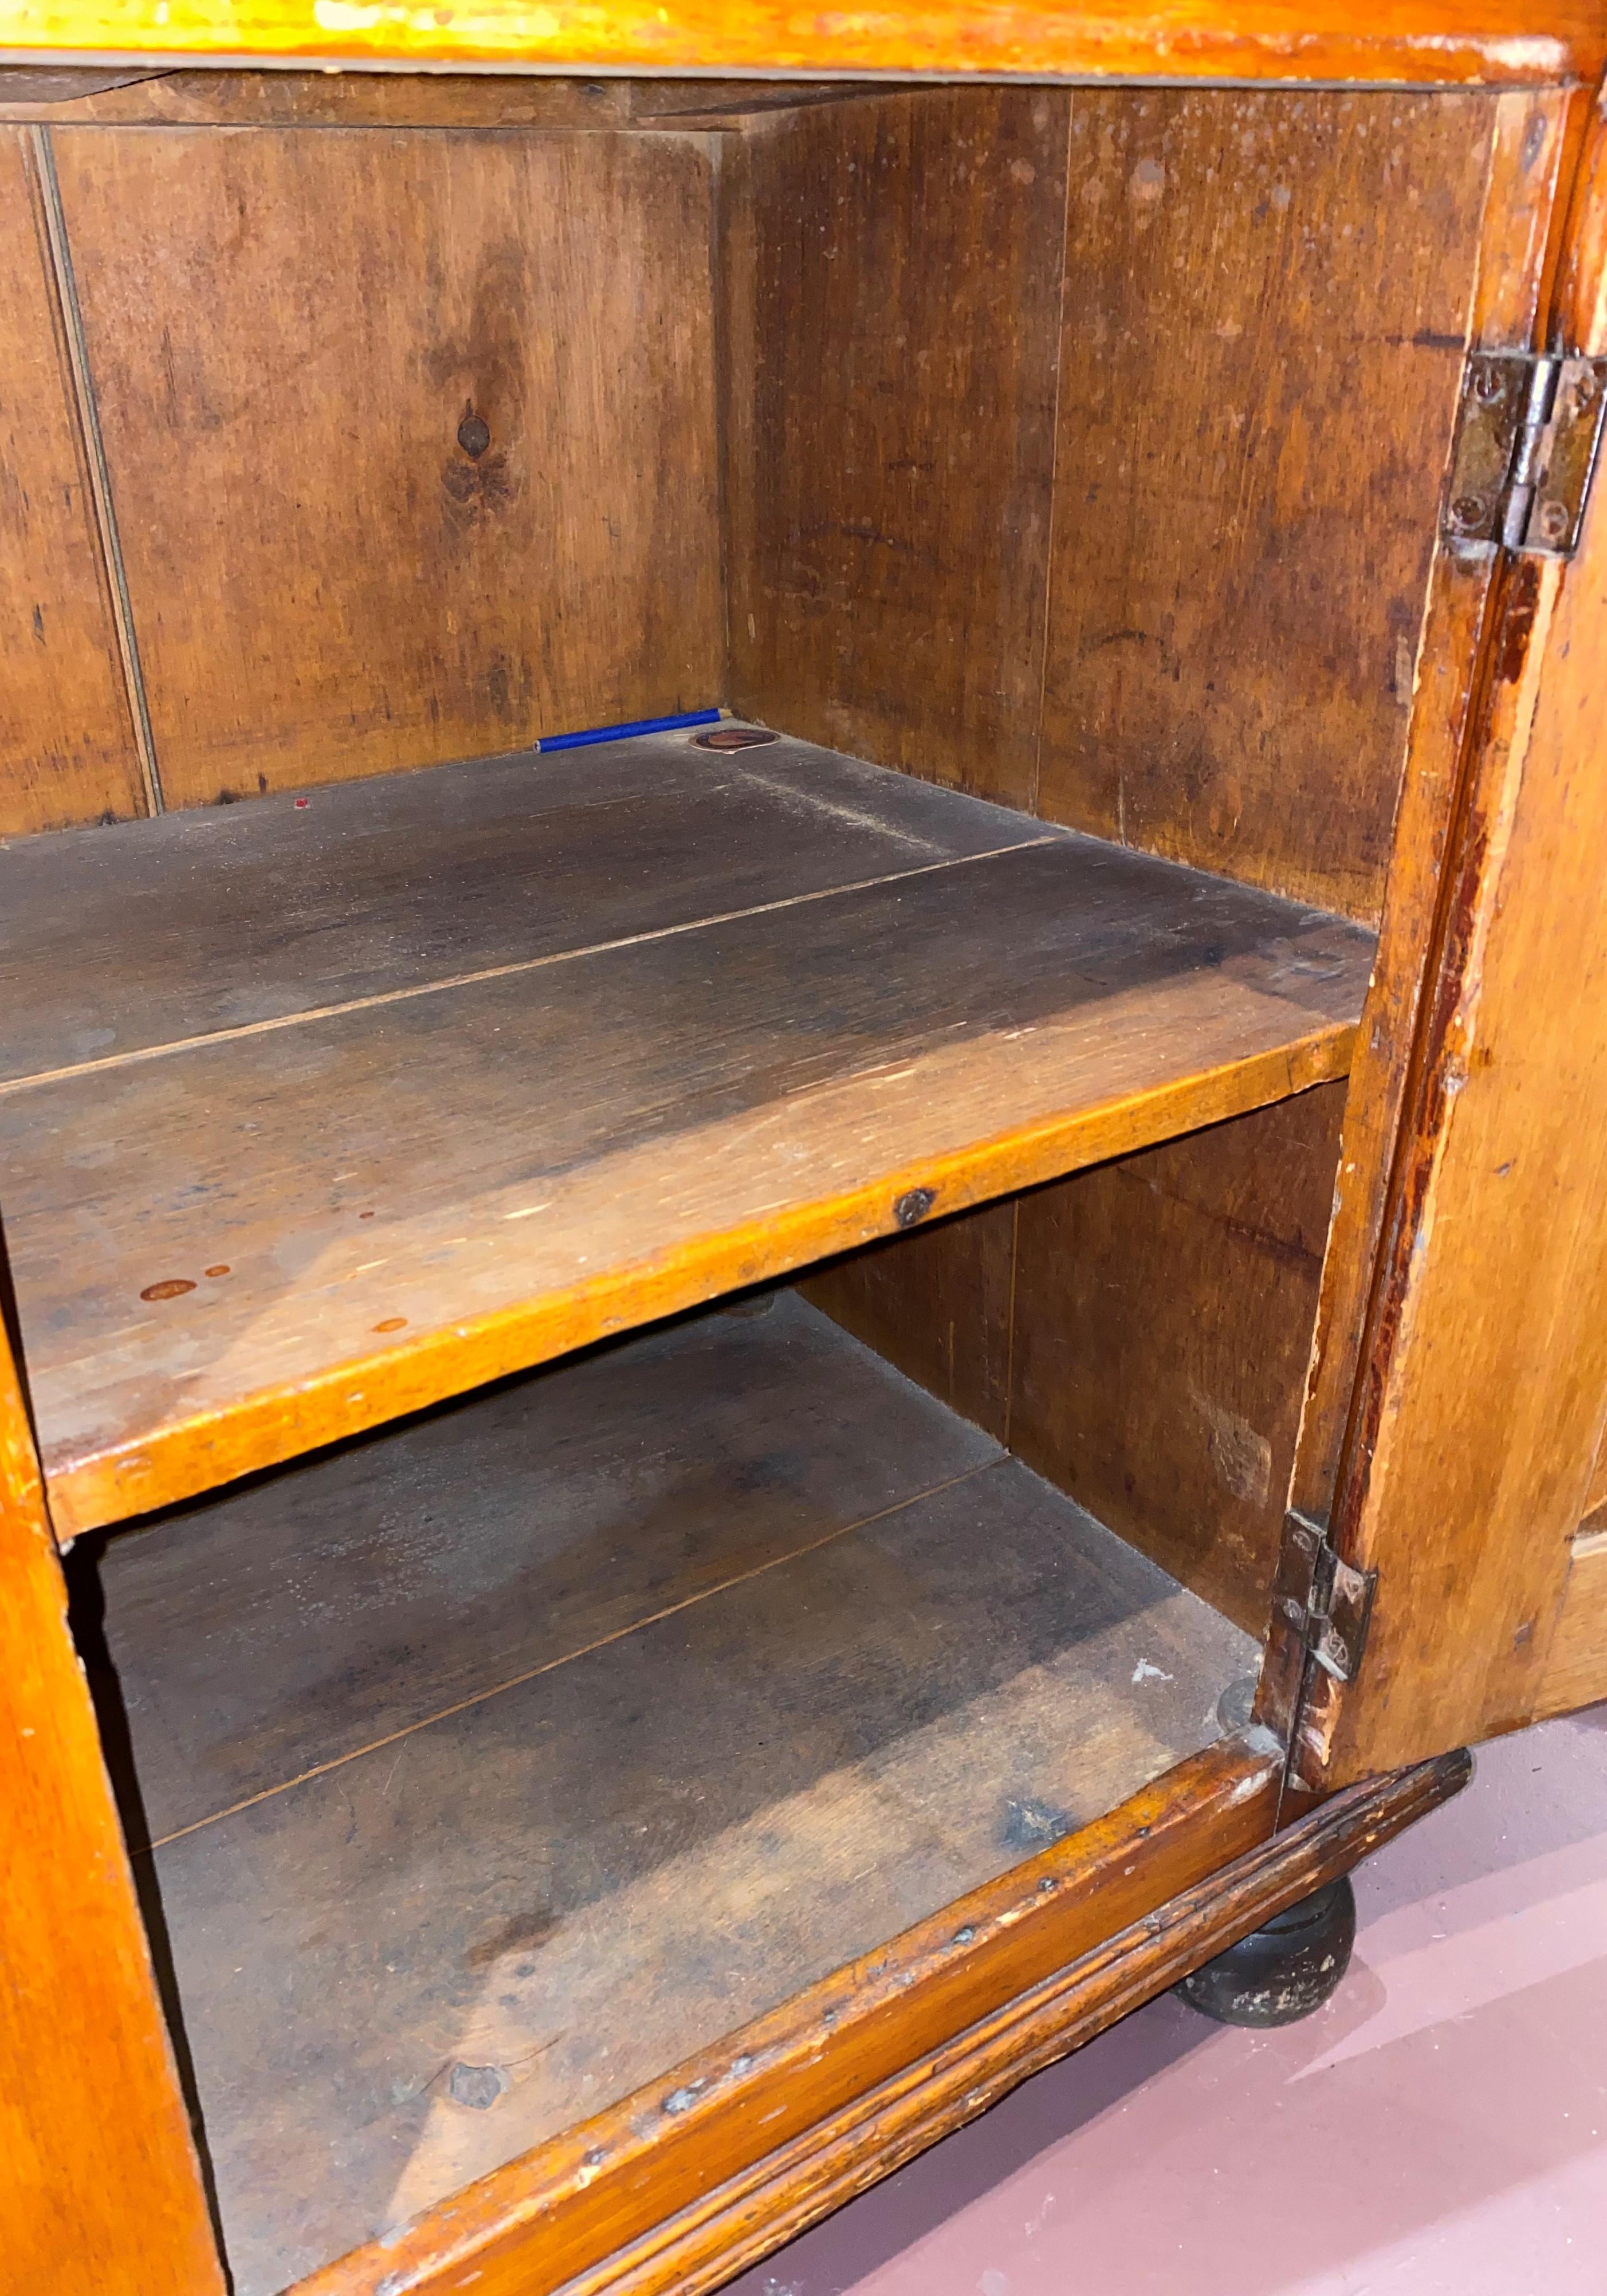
0, 832, 1062, 1097
133, 1453, 1005, 1855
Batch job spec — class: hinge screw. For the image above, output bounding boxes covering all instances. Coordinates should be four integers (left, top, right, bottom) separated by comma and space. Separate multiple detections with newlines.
1450, 494, 1486, 529
1474, 365, 1506, 402
1536, 498, 1571, 544
1575, 369, 1600, 406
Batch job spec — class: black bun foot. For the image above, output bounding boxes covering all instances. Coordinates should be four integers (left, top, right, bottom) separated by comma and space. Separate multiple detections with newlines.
1176, 1874, 1357, 2027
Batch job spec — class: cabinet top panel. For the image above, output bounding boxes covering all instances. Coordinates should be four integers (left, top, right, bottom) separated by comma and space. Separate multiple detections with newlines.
0, 0, 1597, 88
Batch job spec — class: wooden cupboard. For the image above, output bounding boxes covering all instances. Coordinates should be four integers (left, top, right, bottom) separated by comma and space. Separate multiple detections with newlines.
1, 16, 1605, 2295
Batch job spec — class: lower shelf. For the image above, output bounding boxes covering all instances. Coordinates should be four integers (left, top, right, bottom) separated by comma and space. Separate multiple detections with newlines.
92, 1293, 1255, 2295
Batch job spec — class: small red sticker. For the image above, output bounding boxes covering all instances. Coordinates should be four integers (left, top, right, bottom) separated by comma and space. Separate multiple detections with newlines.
141, 1279, 196, 1302
374, 1316, 407, 1334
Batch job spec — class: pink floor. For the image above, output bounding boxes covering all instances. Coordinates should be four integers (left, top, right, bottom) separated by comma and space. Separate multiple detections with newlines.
726, 1703, 1607, 2296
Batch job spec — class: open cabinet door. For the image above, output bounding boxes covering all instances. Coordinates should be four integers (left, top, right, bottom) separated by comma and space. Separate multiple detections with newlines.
1282, 85, 1607, 1790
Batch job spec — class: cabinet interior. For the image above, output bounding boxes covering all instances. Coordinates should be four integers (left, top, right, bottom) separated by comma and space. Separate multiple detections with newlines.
0, 64, 1511, 2292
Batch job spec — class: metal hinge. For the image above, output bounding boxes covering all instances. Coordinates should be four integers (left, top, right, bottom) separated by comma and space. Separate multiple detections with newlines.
1442, 350, 1607, 559
1273, 1509, 1378, 1684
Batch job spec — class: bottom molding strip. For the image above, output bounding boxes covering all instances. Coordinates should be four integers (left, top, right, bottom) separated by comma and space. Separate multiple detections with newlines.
564, 1748, 1472, 2296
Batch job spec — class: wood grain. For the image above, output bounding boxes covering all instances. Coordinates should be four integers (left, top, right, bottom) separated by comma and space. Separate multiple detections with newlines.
1039, 87, 1495, 921
724, 89, 1068, 809
0, 0, 1594, 87
1584, 1420, 1607, 1524
96, 1293, 1004, 1844
0, 730, 1043, 1082
215, 1736, 1279, 2296
0, 125, 144, 834
1537, 1536, 1607, 1715
0, 69, 879, 128
48, 123, 722, 809
0, 1319, 223, 2293
0, 761, 1372, 1536
799, 1201, 1017, 1444
756, 87, 1560, 1690
1555, 80, 1607, 352
806, 1085, 1345, 1637
486, 1750, 1470, 2296
1009, 1086, 1345, 1638
103, 1300, 1251, 2290
290, 1744, 1470, 2296
1298, 152, 1607, 1776
1260, 84, 1577, 1743
0, 69, 633, 125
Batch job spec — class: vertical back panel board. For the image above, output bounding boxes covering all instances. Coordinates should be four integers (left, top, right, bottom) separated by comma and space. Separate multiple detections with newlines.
0, 125, 144, 834
50, 125, 724, 809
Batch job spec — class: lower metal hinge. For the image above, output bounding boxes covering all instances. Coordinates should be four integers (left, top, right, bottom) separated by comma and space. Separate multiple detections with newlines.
1274, 1509, 1377, 1685
1442, 350, 1607, 560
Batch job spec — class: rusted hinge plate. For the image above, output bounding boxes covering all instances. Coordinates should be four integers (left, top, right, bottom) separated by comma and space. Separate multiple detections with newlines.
1273, 1509, 1377, 1685
1443, 351, 1607, 560
1526, 357, 1607, 556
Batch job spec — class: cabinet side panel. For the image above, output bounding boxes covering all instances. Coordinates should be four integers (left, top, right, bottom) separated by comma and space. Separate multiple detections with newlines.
805, 1088, 1344, 1638
0, 126, 144, 834
724, 89, 1068, 809
49, 125, 723, 810
798, 1200, 1016, 1444
1009, 1087, 1345, 1638
1040, 88, 1496, 922
0, 1320, 223, 2292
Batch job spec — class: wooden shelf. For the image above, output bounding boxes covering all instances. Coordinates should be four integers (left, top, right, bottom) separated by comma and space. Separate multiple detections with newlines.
0, 725, 1374, 1536
92, 1292, 1258, 2295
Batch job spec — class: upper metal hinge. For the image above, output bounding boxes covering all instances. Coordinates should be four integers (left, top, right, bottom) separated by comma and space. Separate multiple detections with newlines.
1274, 1509, 1377, 1685
1442, 350, 1607, 560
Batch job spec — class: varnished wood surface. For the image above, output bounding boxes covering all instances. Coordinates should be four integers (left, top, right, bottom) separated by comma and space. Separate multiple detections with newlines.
1538, 1534, 1607, 1715
743, 81, 1570, 1693
0, 730, 1373, 1535
96, 1294, 1003, 1845
0, 1326, 223, 2291
801, 1200, 1019, 1445
48, 122, 722, 809
0, 0, 1596, 85
97, 1299, 1254, 2291
0, 68, 877, 126
293, 1745, 1470, 2296
1039, 87, 1494, 921
1261, 82, 1578, 1744
1584, 1420, 1607, 1524
0, 731, 1040, 1080
724, 89, 1067, 811
807, 1088, 1345, 1638
1296, 107, 1607, 1780
418, 1750, 1468, 2296
726, 84, 1503, 923
1009, 1087, 1345, 1637
0, 126, 146, 835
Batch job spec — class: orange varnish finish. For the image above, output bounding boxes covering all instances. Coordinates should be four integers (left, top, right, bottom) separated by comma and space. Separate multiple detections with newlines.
45, 1021, 1355, 1540
0, 0, 1597, 86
